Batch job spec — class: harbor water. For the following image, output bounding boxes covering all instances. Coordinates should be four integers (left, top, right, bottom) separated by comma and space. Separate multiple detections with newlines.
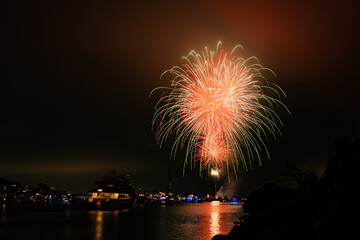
0, 202, 242, 240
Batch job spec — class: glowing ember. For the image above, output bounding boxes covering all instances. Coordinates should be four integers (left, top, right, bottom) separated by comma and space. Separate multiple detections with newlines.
211, 168, 220, 177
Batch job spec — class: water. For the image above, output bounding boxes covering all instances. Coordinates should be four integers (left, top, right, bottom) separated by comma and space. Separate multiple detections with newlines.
0, 202, 242, 240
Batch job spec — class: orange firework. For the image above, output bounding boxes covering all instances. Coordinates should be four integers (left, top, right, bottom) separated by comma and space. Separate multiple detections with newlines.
151, 42, 289, 175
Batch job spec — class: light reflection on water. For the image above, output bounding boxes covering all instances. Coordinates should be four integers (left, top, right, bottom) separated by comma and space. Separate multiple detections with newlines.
0, 202, 242, 240
210, 201, 221, 237
95, 211, 103, 240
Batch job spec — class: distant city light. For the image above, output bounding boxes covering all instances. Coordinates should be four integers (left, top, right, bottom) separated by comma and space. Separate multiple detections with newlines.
98, 189, 103, 192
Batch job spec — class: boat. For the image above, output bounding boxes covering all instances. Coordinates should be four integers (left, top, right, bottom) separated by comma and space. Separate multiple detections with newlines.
86, 171, 137, 210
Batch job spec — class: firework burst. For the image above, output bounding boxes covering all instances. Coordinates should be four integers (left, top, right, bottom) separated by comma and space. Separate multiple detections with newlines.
151, 42, 289, 175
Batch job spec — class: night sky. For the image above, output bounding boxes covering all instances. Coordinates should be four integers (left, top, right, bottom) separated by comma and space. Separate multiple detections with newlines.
1, 0, 359, 194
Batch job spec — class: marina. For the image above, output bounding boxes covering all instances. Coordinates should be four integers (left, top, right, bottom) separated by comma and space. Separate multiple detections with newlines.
0, 201, 243, 240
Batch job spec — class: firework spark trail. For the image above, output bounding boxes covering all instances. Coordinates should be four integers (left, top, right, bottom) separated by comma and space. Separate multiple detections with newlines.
151, 42, 289, 175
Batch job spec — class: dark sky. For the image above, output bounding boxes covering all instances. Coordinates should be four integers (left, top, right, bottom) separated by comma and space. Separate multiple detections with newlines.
1, 0, 359, 194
